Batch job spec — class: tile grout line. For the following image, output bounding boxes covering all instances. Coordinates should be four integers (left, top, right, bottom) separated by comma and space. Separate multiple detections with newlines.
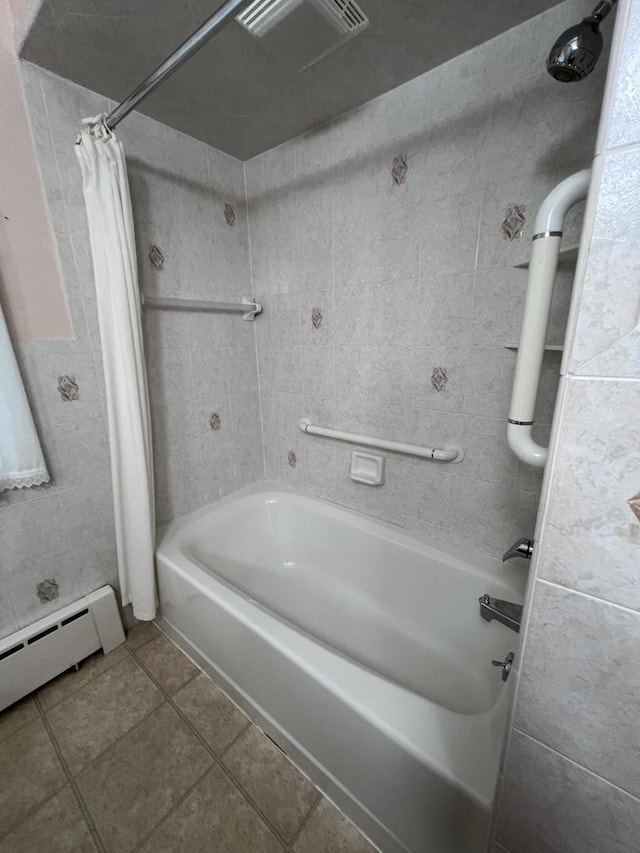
0, 700, 40, 748
211, 756, 309, 850
537, 576, 640, 619
215, 725, 326, 847
5, 630, 359, 852
128, 649, 292, 838
0, 643, 157, 844
513, 726, 640, 805
0, 795, 57, 844
129, 762, 217, 853
0, 777, 82, 845
146, 637, 378, 851
37, 646, 131, 714
40, 656, 170, 787
129, 643, 322, 850
243, 155, 268, 481
286, 789, 323, 849
217, 722, 325, 845
33, 693, 109, 853
37, 641, 195, 853
52, 690, 209, 853
216, 717, 253, 758
0, 704, 78, 844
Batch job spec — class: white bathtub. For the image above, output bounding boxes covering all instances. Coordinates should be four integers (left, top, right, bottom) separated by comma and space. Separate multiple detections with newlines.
155, 483, 526, 853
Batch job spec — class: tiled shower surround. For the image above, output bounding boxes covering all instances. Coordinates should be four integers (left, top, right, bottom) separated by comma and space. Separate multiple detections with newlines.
492, 0, 640, 848
246, 0, 606, 555
0, 0, 606, 639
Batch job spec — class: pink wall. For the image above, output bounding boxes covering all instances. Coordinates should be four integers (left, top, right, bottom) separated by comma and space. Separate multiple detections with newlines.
0, 0, 72, 341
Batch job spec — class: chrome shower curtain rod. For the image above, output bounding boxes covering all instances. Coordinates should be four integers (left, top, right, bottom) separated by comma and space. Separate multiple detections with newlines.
105, 0, 255, 130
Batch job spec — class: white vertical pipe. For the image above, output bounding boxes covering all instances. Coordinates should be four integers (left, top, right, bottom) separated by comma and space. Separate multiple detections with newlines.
507, 169, 591, 468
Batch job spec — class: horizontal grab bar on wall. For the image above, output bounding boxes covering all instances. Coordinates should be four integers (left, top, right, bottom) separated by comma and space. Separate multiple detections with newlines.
299, 419, 464, 463
141, 295, 262, 321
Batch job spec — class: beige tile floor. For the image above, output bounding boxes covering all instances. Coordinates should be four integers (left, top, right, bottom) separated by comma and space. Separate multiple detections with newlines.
0, 623, 377, 853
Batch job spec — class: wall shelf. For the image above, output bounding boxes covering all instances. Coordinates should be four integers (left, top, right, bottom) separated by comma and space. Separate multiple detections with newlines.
513, 244, 579, 270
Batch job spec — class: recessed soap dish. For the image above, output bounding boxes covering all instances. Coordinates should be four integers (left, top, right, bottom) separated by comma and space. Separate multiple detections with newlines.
350, 451, 385, 486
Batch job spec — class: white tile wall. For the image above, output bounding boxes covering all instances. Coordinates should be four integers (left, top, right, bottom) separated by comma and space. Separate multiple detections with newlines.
106, 87, 265, 525
245, 0, 606, 561
0, 63, 263, 638
497, 730, 640, 853
536, 379, 640, 609
515, 581, 640, 798
494, 0, 640, 849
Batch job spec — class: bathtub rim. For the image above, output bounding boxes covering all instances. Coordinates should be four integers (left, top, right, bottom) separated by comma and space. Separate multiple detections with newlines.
158, 479, 525, 585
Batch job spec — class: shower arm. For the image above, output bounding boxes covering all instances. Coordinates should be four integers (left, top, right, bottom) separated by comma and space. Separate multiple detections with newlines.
105, 0, 255, 130
507, 169, 591, 468
586, 0, 617, 25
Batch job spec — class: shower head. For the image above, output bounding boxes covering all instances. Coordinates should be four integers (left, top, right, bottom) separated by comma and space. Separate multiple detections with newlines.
547, 0, 617, 82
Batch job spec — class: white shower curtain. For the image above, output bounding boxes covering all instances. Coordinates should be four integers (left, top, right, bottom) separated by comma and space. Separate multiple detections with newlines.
0, 302, 49, 491
76, 116, 156, 620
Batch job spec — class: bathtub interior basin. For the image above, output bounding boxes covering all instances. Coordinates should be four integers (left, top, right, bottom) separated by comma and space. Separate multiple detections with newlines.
182, 488, 524, 715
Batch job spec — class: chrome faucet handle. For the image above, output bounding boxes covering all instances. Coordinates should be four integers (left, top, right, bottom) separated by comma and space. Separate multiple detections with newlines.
492, 652, 515, 682
502, 537, 533, 562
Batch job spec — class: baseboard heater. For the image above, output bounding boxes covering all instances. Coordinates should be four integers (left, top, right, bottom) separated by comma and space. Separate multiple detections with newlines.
0, 586, 125, 712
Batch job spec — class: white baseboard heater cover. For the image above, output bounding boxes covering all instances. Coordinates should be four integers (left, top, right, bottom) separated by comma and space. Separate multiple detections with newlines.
0, 585, 125, 712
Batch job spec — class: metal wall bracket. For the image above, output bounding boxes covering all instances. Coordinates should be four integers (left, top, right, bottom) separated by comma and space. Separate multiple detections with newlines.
241, 296, 263, 321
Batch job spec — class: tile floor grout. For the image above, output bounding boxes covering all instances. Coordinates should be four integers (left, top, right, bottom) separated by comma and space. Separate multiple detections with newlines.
38, 646, 130, 713
1, 625, 377, 853
0, 632, 185, 850
288, 790, 324, 849
0, 727, 68, 843
10, 638, 211, 853
49, 665, 168, 774
0, 708, 55, 840
128, 642, 316, 850
34, 692, 110, 853
129, 760, 217, 853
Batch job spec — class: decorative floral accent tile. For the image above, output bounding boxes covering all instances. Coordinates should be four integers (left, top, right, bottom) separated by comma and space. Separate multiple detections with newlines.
287, 450, 297, 468
628, 492, 640, 523
501, 204, 526, 241
209, 412, 221, 431
57, 375, 79, 401
391, 155, 408, 186
148, 244, 165, 271
224, 203, 236, 226
311, 307, 323, 330
431, 366, 448, 392
37, 579, 59, 602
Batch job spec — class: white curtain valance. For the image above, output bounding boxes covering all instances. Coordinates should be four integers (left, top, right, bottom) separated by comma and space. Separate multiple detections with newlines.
76, 116, 156, 620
